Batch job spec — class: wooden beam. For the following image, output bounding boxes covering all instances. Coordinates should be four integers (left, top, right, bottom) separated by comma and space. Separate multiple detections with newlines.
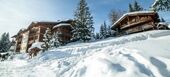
38, 26, 41, 42
127, 16, 130, 25
137, 15, 140, 21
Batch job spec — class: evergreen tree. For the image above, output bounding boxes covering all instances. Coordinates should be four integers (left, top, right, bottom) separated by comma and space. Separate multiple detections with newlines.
99, 21, 109, 39
103, 21, 107, 38
152, 0, 170, 11
129, 4, 134, 12
99, 24, 105, 39
95, 33, 100, 40
99, 23, 115, 39
51, 32, 61, 48
133, 1, 143, 11
107, 25, 114, 37
128, 1, 143, 12
41, 28, 53, 51
72, 0, 94, 42
160, 17, 166, 22
0, 33, 11, 53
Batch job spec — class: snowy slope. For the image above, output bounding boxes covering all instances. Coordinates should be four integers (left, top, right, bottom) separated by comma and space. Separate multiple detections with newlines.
0, 30, 170, 77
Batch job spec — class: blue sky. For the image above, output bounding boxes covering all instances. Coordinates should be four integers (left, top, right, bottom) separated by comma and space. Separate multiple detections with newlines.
0, 0, 169, 37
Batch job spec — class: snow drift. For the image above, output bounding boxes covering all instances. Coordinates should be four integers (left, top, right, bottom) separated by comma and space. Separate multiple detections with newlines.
0, 30, 170, 77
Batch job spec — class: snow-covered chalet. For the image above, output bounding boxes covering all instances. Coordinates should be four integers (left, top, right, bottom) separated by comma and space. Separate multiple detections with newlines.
111, 11, 169, 35
12, 20, 74, 53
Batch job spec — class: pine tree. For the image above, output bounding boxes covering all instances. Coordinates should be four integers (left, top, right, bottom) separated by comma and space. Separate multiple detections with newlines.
99, 21, 108, 39
160, 17, 166, 22
103, 21, 107, 38
72, 0, 94, 42
99, 24, 105, 39
107, 25, 114, 37
0, 33, 11, 53
133, 1, 143, 11
51, 32, 61, 48
95, 33, 100, 40
152, 0, 170, 11
129, 4, 134, 12
128, 1, 143, 12
41, 28, 53, 51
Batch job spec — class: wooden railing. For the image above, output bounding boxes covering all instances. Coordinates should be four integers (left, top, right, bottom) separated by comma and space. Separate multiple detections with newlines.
121, 18, 153, 30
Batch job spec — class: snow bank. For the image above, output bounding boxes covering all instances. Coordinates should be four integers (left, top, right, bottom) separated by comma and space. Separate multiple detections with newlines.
63, 47, 163, 77
33, 50, 74, 62
28, 42, 43, 52
1, 30, 170, 77
30, 42, 43, 49
13, 53, 29, 60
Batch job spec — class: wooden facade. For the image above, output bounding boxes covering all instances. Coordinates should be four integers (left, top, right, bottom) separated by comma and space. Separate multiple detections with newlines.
12, 20, 74, 53
111, 11, 162, 35
52, 20, 74, 45
12, 29, 27, 53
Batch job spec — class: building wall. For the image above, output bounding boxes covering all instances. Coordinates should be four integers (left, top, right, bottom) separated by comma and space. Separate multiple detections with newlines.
15, 34, 22, 53
52, 26, 72, 44
38, 26, 50, 42
20, 31, 29, 53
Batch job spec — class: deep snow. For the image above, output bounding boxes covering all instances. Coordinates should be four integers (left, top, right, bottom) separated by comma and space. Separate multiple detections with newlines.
0, 30, 170, 77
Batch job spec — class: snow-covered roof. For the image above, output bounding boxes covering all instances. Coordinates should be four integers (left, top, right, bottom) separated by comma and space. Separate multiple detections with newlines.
53, 23, 71, 29
29, 42, 44, 50
112, 11, 156, 29
158, 22, 169, 25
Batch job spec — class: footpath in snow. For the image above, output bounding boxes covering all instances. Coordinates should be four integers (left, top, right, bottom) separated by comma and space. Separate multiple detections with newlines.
0, 30, 170, 77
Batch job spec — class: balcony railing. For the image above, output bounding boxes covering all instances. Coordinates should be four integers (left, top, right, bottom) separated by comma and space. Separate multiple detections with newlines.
121, 18, 153, 30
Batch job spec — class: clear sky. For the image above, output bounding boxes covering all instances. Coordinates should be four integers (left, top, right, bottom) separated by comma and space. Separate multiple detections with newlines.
0, 0, 169, 37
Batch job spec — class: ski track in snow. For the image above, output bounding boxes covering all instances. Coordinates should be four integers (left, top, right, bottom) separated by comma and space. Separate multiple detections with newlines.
0, 30, 170, 77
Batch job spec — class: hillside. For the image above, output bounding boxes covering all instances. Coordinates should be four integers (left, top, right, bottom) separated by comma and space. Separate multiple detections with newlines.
0, 30, 170, 77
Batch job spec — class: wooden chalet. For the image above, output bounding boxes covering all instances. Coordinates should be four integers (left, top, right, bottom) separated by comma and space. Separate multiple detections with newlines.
12, 20, 74, 53
111, 11, 165, 35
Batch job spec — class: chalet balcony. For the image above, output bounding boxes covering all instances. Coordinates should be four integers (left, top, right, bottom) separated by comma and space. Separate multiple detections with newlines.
29, 29, 39, 34
17, 40, 22, 44
29, 32, 40, 36
29, 35, 38, 40
121, 18, 153, 30
57, 32, 72, 37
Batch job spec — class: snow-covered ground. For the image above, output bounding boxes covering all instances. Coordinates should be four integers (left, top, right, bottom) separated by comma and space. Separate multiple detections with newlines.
0, 30, 170, 77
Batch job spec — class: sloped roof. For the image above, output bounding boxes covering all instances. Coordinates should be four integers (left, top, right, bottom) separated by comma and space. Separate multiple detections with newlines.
27, 21, 59, 29
28, 20, 74, 29
112, 11, 157, 29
